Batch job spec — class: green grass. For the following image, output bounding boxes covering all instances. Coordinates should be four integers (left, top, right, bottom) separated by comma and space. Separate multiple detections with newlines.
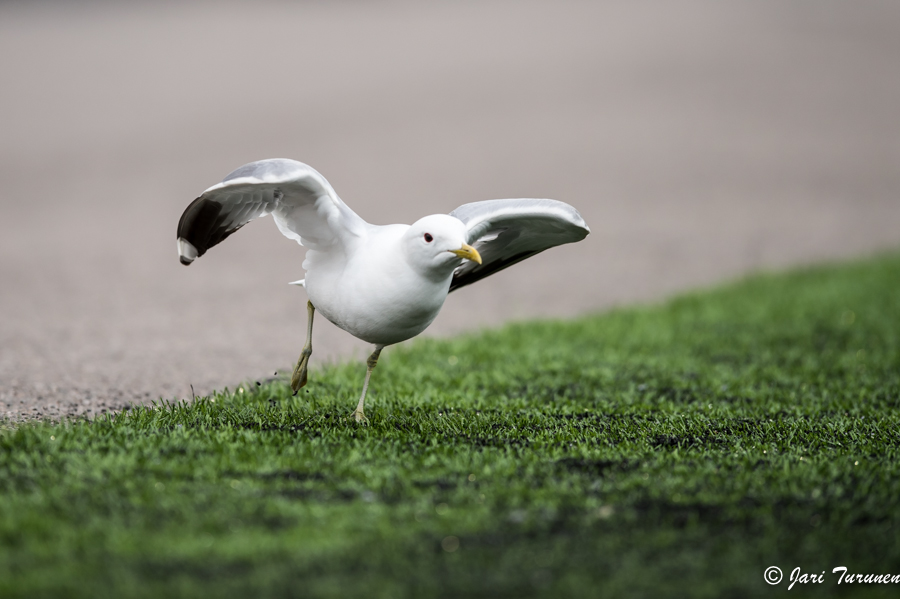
2, 252, 900, 598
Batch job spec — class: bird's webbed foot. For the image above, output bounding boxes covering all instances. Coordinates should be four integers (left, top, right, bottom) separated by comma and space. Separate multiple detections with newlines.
290, 347, 312, 394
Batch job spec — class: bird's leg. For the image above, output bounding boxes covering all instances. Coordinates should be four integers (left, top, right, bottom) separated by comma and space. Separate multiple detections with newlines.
351, 345, 384, 424
291, 301, 316, 394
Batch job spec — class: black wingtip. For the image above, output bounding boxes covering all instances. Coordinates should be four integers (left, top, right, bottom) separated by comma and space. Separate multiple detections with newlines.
176, 196, 234, 261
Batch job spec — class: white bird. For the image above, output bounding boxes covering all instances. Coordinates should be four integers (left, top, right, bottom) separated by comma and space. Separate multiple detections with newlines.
177, 159, 589, 422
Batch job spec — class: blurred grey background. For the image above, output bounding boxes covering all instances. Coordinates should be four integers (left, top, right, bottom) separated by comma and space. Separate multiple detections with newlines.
1, 0, 899, 419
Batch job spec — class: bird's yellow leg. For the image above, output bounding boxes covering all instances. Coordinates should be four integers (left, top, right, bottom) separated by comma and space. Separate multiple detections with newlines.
291, 301, 315, 394
352, 345, 383, 424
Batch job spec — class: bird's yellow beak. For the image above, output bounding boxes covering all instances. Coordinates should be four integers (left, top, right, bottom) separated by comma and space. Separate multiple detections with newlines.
449, 243, 482, 265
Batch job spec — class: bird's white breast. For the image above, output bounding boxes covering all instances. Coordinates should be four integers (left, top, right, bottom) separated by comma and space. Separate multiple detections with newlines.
303, 225, 451, 345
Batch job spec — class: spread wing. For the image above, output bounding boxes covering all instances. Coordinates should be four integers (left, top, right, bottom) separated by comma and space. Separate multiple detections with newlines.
448, 199, 590, 292
176, 159, 366, 264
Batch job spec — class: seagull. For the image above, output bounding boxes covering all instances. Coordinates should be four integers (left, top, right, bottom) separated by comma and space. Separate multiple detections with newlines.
176, 159, 589, 422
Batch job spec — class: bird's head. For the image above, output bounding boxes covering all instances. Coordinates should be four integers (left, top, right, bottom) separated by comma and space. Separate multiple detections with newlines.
402, 214, 482, 278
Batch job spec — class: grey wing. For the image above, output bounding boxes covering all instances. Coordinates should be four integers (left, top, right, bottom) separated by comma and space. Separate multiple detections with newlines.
176, 159, 366, 264
448, 199, 590, 292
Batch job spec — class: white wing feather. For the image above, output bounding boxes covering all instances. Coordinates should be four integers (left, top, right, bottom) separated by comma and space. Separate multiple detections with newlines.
176, 159, 365, 264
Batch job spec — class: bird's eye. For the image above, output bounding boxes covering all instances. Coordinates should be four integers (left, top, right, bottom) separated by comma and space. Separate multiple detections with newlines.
424, 233, 433, 243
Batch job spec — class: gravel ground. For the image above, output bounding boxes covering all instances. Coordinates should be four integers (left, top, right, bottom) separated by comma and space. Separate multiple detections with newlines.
1, 0, 899, 421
